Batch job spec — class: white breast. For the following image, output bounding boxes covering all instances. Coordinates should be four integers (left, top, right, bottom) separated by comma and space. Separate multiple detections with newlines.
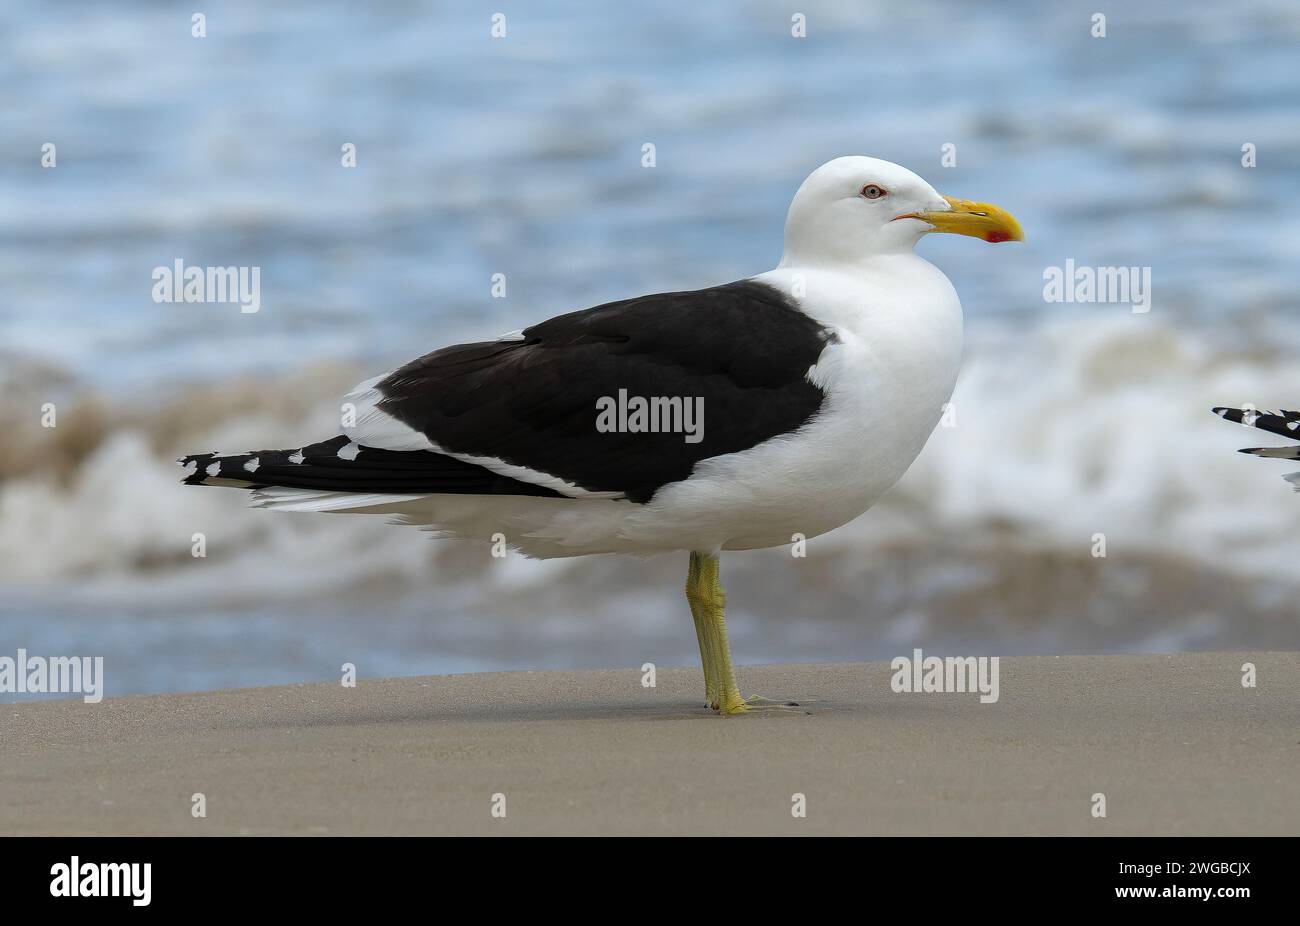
624, 257, 963, 552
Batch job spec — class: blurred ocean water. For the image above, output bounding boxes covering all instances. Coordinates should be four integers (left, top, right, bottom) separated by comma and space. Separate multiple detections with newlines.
2, 0, 1300, 697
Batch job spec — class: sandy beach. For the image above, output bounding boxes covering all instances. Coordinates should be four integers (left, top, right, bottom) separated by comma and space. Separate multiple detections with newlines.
4, 653, 1297, 836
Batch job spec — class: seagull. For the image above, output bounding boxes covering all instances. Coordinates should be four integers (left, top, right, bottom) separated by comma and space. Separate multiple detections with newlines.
179, 156, 1023, 714
1212, 406, 1300, 491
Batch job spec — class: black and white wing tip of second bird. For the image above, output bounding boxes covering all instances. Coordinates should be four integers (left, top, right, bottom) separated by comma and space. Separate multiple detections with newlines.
1212, 406, 1300, 491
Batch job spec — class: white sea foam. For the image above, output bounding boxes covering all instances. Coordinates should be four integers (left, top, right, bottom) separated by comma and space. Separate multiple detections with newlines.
874, 314, 1300, 578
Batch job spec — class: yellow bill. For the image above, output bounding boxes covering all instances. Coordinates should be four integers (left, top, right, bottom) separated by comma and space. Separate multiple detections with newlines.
903, 196, 1024, 243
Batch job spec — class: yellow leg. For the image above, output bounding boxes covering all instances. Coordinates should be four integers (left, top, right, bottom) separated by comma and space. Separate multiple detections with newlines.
685, 551, 811, 715
685, 551, 747, 714
685, 553, 718, 708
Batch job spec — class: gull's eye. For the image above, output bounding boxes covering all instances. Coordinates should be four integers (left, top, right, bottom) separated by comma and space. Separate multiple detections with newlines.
860, 183, 888, 200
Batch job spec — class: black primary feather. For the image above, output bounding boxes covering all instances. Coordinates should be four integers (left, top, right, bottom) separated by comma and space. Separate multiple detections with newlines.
178, 436, 564, 497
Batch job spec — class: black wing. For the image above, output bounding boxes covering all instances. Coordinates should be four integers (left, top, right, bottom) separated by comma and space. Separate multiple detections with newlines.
374, 280, 835, 502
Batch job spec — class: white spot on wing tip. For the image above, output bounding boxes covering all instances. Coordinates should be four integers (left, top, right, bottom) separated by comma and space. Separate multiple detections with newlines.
244, 457, 260, 473
182, 460, 198, 476
205, 462, 221, 477
289, 450, 305, 464
338, 441, 361, 461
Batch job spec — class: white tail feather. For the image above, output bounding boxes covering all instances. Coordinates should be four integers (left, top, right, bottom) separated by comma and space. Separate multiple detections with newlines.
251, 487, 431, 513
